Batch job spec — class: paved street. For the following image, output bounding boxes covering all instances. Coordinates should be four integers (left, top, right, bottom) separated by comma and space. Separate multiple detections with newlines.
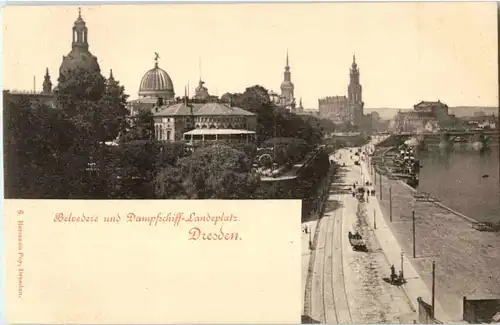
304, 148, 416, 323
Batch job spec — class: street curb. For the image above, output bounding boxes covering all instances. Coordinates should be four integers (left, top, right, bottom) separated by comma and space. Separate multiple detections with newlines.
303, 164, 336, 317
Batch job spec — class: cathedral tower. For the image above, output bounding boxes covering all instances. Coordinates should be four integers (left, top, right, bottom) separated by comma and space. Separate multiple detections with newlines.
347, 55, 364, 126
280, 51, 295, 109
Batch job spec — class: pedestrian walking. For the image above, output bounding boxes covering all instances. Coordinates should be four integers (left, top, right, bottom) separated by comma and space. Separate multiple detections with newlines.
390, 264, 396, 283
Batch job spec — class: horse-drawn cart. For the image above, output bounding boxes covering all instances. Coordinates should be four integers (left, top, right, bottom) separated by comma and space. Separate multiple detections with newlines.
348, 231, 367, 251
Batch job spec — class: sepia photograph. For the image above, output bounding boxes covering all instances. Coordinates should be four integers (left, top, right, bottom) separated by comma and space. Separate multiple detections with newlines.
2, 2, 500, 324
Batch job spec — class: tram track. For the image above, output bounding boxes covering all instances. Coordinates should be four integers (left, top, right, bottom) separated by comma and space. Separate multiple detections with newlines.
333, 204, 354, 324
312, 193, 353, 324
321, 212, 338, 323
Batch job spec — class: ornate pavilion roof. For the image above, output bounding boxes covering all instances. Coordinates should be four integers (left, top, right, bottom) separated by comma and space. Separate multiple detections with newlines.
153, 102, 255, 117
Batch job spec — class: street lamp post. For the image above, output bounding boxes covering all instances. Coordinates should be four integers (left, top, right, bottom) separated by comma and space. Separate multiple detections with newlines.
412, 209, 416, 258
400, 250, 404, 279
389, 186, 393, 222
373, 209, 377, 229
431, 260, 436, 318
379, 172, 383, 200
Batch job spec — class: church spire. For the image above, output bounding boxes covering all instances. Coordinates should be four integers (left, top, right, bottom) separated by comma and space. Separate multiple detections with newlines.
280, 50, 294, 108
285, 50, 290, 72
42, 67, 52, 94
351, 54, 358, 71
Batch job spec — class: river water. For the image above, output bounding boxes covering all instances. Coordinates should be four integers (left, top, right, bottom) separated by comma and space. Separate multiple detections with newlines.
418, 146, 500, 222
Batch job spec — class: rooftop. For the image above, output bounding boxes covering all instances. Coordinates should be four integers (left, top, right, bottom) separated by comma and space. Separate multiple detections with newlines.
184, 129, 256, 135
154, 101, 255, 117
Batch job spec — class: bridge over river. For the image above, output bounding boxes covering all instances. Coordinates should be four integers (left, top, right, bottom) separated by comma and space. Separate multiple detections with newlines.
378, 129, 498, 149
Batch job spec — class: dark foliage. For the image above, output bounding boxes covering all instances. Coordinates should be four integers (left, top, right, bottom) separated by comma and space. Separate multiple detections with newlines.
154, 144, 260, 199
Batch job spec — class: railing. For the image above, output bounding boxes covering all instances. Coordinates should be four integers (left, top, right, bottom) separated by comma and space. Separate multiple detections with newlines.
4, 89, 43, 95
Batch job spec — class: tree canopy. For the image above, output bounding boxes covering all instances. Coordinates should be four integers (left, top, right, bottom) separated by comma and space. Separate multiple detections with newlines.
227, 85, 324, 146
154, 144, 260, 199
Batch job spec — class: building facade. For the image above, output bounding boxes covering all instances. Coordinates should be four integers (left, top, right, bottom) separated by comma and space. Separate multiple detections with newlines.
393, 101, 450, 133
300, 108, 320, 117
318, 96, 348, 123
318, 55, 364, 126
152, 82, 257, 143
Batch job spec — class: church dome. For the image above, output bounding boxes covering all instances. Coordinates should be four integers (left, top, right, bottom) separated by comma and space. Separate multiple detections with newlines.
138, 58, 175, 99
60, 50, 100, 76
59, 9, 100, 77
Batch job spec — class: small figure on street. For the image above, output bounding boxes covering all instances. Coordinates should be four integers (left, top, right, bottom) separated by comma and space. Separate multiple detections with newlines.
305, 225, 309, 234
390, 264, 396, 284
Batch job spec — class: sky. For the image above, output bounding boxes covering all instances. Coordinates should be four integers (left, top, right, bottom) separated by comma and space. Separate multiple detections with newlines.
2, 2, 498, 109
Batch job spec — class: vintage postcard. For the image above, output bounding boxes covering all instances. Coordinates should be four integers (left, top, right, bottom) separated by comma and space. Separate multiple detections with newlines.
2, 2, 500, 324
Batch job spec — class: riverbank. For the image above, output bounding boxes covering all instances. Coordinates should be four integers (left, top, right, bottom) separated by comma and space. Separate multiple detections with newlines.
373, 167, 500, 321
359, 159, 452, 323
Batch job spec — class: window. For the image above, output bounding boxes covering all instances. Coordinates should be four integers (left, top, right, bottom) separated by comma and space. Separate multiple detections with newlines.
167, 131, 171, 140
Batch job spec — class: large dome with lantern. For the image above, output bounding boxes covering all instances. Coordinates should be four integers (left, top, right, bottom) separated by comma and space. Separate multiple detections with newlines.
59, 9, 100, 77
138, 55, 175, 99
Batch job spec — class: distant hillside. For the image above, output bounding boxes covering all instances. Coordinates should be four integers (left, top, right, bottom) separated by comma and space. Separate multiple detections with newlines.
365, 106, 498, 120
364, 107, 404, 120
449, 106, 498, 117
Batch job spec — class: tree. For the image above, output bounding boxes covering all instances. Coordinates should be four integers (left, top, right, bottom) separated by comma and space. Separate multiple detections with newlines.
120, 108, 154, 142
56, 67, 130, 197
154, 165, 186, 199
3, 96, 79, 198
261, 137, 309, 166
238, 85, 276, 142
56, 68, 128, 143
172, 144, 260, 199
101, 73, 130, 141
319, 118, 337, 134
105, 141, 159, 199
155, 142, 188, 170
275, 113, 323, 146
